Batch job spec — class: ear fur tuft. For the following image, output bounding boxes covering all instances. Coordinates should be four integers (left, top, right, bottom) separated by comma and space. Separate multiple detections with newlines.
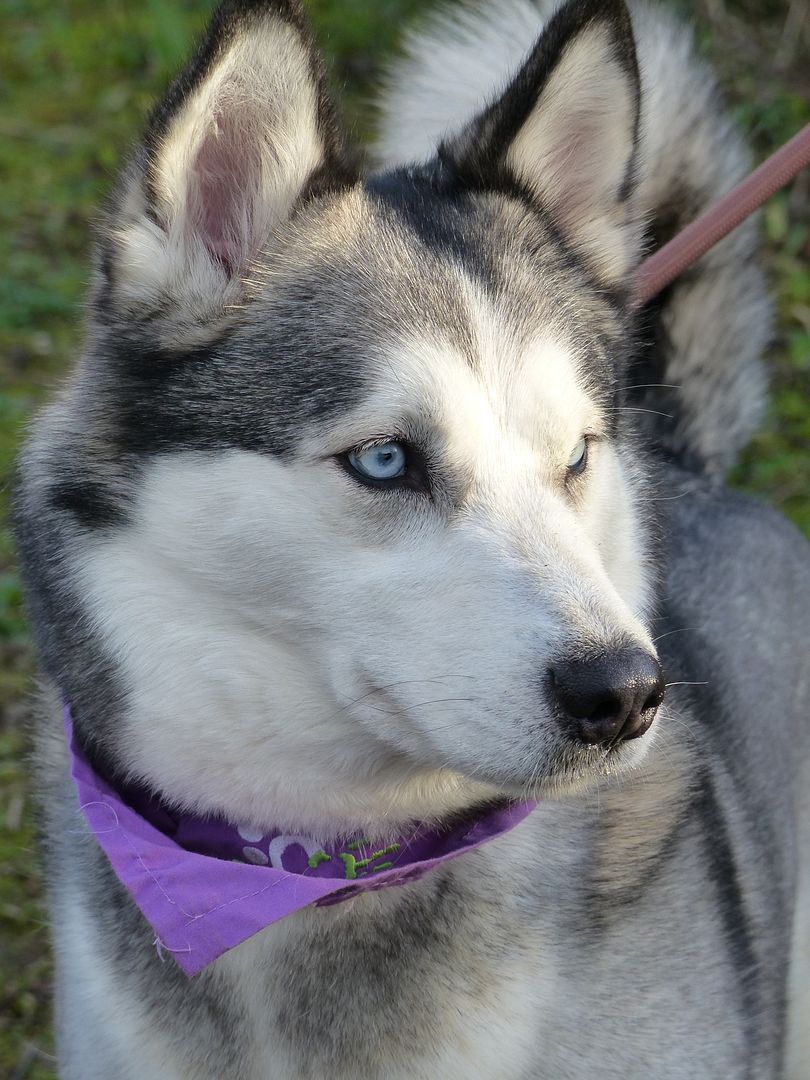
102, 0, 357, 345
440, 0, 642, 284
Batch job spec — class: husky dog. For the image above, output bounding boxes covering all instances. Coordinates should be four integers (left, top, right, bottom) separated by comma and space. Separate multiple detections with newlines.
13, 0, 810, 1075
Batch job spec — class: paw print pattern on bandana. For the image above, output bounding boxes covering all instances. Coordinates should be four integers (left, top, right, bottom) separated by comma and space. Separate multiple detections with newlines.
241, 846, 269, 865
237, 824, 270, 864
236, 824, 265, 844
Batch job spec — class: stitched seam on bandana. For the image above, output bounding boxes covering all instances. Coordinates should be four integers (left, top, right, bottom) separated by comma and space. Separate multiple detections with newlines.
82, 799, 206, 921
178, 878, 292, 929
83, 796, 296, 929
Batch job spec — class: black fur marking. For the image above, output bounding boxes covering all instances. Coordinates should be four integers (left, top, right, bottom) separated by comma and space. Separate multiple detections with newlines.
691, 769, 764, 1079
511, 192, 630, 315
626, 183, 713, 471
365, 164, 630, 387
624, 284, 700, 465
401, 158, 629, 312
296, 160, 360, 216
47, 478, 125, 530
583, 801, 689, 925
427, 156, 625, 316
12, 490, 129, 765
364, 168, 502, 297
100, 273, 369, 458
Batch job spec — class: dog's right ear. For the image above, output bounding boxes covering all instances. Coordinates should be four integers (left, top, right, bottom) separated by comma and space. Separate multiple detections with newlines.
438, 0, 641, 287
100, 0, 356, 345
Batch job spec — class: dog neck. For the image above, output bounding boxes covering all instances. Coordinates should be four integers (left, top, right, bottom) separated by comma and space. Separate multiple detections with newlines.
65, 705, 537, 976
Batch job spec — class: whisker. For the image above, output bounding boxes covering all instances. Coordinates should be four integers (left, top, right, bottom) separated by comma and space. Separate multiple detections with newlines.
616, 407, 674, 419
622, 382, 682, 392
652, 627, 702, 644
361, 696, 476, 717
656, 710, 698, 743
647, 489, 697, 502
327, 676, 476, 722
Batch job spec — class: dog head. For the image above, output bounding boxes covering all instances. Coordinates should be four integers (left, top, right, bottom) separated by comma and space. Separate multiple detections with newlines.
23, 0, 664, 837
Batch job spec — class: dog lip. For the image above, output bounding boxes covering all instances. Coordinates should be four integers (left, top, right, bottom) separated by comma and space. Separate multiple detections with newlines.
472, 751, 630, 796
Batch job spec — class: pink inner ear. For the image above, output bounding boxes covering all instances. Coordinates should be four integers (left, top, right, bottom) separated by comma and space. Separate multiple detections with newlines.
188, 106, 262, 277
546, 118, 608, 216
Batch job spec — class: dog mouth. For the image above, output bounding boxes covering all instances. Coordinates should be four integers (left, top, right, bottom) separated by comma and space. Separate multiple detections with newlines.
454, 712, 659, 801
495, 731, 657, 801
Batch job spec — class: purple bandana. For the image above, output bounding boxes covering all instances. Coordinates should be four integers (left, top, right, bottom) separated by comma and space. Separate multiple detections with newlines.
65, 707, 536, 976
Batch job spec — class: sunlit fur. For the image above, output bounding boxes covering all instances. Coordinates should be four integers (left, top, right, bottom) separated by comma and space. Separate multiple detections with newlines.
377, 0, 771, 478
14, 0, 810, 1077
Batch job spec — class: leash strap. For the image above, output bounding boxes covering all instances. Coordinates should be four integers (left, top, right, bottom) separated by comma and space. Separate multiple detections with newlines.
633, 120, 810, 308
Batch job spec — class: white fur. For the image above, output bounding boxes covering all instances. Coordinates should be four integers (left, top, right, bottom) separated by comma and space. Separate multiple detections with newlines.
376, 0, 543, 164
112, 20, 324, 343
375, 1, 751, 289
73, 279, 654, 841
506, 23, 641, 279
25, 1, 800, 1075
214, 825, 552, 1080
53, 885, 184, 1080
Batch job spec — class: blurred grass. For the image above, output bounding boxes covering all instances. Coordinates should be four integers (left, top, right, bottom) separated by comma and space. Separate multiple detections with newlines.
0, 0, 807, 1074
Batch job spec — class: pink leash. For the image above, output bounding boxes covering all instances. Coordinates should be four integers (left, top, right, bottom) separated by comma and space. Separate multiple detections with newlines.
633, 120, 810, 308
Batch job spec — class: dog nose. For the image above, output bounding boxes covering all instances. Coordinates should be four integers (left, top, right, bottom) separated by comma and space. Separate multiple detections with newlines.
551, 649, 665, 746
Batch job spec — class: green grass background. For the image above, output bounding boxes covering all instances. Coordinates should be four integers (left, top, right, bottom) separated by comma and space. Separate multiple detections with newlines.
0, 0, 807, 1074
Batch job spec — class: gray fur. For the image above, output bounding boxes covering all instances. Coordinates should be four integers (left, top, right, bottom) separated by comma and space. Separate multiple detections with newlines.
13, 0, 809, 1077
375, 0, 771, 478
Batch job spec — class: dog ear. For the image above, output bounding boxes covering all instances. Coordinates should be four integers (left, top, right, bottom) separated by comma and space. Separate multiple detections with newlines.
101, 0, 357, 344
439, 0, 641, 285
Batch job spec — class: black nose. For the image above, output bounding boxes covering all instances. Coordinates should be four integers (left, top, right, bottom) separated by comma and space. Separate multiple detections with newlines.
551, 649, 665, 747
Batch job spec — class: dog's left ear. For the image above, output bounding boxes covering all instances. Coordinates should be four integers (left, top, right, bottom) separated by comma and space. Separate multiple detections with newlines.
439, 0, 641, 285
101, 0, 357, 344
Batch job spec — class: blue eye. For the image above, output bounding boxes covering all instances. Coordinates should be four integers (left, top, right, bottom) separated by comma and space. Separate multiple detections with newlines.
348, 441, 408, 482
567, 437, 589, 474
